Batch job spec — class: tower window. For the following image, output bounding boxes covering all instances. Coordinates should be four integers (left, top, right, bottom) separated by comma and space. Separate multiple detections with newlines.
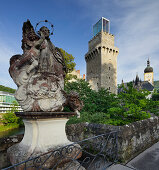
109, 67, 110, 70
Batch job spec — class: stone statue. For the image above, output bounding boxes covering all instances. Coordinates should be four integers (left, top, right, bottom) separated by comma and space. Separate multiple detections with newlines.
9, 20, 82, 113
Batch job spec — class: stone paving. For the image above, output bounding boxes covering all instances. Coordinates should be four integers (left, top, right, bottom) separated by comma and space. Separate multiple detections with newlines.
126, 141, 159, 170
107, 164, 135, 170
108, 141, 159, 170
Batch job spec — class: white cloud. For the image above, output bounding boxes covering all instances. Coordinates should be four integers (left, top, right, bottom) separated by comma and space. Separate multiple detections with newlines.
116, 0, 159, 83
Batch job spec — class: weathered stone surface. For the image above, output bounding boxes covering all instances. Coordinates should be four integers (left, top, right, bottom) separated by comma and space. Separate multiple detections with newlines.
2, 116, 159, 168
66, 122, 86, 142
7, 19, 84, 169
9, 20, 66, 112
118, 116, 159, 162
127, 140, 159, 170
0, 135, 23, 169
85, 31, 119, 94
56, 161, 85, 170
1, 133, 83, 169
8, 142, 82, 169
7, 115, 82, 167
66, 116, 159, 163
9, 20, 82, 113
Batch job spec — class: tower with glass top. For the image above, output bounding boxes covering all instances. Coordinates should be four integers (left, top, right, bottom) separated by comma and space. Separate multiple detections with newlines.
85, 17, 119, 94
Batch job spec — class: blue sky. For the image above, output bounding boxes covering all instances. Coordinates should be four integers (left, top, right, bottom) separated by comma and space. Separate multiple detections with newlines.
0, 0, 159, 89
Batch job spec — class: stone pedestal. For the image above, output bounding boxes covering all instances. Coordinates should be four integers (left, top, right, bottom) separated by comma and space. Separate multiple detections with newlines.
7, 112, 83, 169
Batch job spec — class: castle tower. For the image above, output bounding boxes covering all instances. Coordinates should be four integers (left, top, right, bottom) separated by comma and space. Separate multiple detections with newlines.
85, 17, 119, 94
144, 58, 154, 85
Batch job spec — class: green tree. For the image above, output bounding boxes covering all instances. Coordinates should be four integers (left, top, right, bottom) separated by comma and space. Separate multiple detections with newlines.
65, 79, 117, 113
59, 48, 76, 83
0, 85, 16, 93
117, 83, 151, 122
59, 48, 76, 73
66, 80, 154, 126
65, 79, 119, 125
152, 92, 159, 101
2, 101, 23, 126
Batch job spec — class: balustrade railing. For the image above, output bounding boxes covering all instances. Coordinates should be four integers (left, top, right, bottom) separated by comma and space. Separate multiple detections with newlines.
3, 131, 118, 170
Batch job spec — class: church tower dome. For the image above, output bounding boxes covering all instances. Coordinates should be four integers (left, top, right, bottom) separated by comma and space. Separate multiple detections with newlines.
144, 59, 153, 73
144, 58, 154, 85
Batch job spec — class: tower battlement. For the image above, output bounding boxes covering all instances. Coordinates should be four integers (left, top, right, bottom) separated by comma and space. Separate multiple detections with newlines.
88, 32, 115, 51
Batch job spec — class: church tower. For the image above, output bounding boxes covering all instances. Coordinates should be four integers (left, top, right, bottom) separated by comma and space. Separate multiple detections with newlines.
144, 59, 154, 85
85, 17, 119, 94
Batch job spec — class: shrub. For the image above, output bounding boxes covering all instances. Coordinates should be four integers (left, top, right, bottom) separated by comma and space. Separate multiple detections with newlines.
2, 101, 23, 126
152, 93, 159, 101
67, 112, 110, 125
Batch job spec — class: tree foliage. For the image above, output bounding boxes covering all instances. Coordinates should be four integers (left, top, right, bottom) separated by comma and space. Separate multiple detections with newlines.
116, 84, 151, 123
59, 48, 76, 73
0, 85, 16, 93
65, 80, 158, 126
59, 48, 76, 83
65, 79, 118, 113
152, 92, 159, 101
1, 101, 23, 126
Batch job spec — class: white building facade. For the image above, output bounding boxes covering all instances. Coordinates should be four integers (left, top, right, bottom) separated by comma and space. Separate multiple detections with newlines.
0, 91, 22, 113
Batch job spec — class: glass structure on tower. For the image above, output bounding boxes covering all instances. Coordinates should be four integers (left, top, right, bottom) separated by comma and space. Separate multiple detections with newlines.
93, 17, 110, 37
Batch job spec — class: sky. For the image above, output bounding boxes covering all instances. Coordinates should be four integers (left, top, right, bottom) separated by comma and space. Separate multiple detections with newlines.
0, 0, 159, 89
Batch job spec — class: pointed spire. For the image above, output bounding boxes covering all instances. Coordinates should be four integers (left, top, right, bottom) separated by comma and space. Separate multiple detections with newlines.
122, 79, 124, 84
135, 73, 139, 85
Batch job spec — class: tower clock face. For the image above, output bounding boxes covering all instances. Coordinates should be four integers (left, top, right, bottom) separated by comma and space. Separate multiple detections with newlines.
145, 73, 153, 84
146, 73, 152, 79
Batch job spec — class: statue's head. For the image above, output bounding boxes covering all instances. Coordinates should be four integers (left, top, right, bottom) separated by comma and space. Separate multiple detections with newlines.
39, 26, 50, 38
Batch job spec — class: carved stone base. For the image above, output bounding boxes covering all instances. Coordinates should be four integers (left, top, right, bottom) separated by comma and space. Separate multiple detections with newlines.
7, 112, 83, 169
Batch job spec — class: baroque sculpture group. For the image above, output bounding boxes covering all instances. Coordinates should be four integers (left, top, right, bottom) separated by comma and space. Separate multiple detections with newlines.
7, 20, 83, 168
9, 20, 82, 113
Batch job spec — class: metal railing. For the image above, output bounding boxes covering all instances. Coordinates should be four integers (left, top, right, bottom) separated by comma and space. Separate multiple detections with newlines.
3, 131, 118, 170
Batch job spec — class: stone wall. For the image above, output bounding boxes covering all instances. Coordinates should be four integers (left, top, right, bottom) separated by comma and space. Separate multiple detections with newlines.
0, 134, 23, 169
66, 116, 159, 162
1, 116, 159, 168
118, 116, 159, 162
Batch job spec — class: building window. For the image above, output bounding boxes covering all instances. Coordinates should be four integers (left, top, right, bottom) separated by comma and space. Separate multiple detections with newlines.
109, 77, 110, 79
109, 67, 110, 70
109, 87, 110, 90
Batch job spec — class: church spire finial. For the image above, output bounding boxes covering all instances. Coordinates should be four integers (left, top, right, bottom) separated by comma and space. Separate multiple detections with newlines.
147, 58, 150, 67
